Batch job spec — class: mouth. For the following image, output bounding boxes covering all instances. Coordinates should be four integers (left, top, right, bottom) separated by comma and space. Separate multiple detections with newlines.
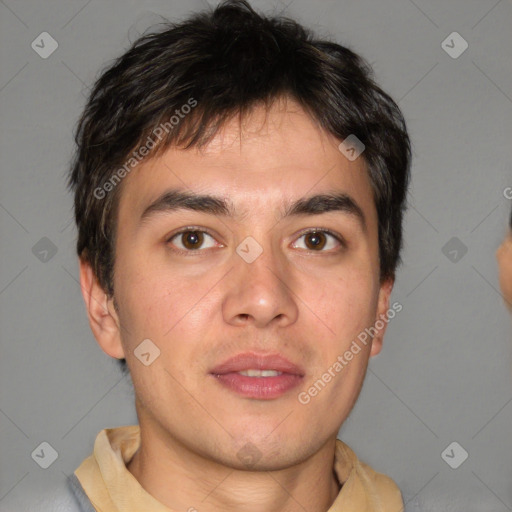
209, 352, 305, 400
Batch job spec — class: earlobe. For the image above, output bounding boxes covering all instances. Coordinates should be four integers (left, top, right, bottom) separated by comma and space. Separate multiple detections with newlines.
370, 277, 394, 357
78, 259, 125, 360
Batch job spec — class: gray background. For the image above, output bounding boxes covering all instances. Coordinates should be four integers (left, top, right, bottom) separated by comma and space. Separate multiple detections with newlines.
1, 0, 511, 510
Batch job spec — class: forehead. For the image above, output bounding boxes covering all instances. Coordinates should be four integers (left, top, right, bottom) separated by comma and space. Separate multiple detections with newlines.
117, 98, 376, 224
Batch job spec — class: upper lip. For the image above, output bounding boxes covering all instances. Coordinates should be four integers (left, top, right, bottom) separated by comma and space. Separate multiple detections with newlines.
210, 352, 305, 376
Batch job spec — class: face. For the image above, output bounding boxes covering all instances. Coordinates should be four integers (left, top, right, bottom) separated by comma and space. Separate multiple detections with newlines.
497, 230, 512, 311
81, 98, 393, 471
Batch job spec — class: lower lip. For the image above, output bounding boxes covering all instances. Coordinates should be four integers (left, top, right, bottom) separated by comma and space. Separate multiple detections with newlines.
211, 372, 303, 399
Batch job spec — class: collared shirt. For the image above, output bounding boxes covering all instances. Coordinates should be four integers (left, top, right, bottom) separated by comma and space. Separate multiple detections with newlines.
74, 425, 404, 511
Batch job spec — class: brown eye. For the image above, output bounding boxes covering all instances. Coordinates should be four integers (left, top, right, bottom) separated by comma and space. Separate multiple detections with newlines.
168, 229, 217, 251
181, 231, 203, 249
292, 230, 343, 252
305, 231, 327, 250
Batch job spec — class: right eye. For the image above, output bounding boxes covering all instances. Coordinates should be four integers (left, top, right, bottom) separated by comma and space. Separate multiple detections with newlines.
167, 228, 220, 252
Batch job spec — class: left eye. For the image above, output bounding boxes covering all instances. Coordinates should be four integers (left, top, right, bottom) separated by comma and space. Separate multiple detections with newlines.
292, 230, 342, 251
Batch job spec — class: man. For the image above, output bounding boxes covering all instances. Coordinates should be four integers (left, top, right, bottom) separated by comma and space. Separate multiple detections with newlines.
66, 1, 411, 510
497, 207, 512, 311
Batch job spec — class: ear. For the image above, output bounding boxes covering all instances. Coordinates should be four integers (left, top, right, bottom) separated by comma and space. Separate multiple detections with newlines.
78, 258, 125, 359
370, 277, 394, 357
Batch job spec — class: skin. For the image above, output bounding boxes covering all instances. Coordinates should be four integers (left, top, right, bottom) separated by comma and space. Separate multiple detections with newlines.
497, 229, 512, 311
79, 97, 394, 512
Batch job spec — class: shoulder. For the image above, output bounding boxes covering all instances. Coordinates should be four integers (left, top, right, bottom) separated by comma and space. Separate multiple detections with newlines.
0, 473, 96, 512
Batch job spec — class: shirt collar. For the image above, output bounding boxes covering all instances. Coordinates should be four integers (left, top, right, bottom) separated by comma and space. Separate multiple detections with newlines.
75, 425, 403, 511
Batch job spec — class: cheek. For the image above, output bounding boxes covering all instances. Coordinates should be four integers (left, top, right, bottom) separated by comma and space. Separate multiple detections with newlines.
113, 254, 182, 344
317, 268, 379, 332
298, 275, 375, 427
114, 255, 221, 364
297, 269, 379, 380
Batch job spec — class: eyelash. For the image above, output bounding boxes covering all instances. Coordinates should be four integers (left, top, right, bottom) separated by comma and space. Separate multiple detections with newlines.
166, 226, 345, 255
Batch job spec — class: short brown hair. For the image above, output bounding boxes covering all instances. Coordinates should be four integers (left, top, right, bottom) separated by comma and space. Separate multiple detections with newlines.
68, 0, 411, 342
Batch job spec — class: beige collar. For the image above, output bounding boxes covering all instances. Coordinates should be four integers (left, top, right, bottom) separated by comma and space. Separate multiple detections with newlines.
75, 425, 403, 511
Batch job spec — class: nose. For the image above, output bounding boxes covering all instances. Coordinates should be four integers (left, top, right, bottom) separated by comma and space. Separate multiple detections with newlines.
222, 241, 299, 329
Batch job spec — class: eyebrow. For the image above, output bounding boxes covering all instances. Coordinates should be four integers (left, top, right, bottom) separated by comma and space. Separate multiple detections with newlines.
140, 189, 367, 231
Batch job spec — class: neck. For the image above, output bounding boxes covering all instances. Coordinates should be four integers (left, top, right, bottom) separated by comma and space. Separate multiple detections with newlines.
127, 420, 341, 512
